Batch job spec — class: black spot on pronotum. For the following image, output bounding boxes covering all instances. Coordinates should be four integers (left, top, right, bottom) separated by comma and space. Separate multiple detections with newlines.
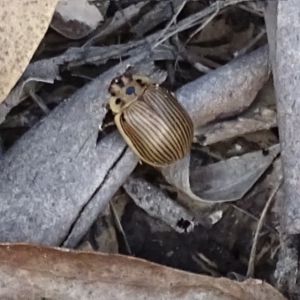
136, 79, 146, 87
126, 86, 135, 95
177, 218, 192, 232
115, 98, 122, 105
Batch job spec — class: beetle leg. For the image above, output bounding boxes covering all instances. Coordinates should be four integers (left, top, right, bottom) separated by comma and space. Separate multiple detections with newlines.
99, 121, 115, 132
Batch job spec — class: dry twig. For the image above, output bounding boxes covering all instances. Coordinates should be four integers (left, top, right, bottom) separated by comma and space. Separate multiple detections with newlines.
28, 89, 50, 115
246, 180, 282, 278
152, 0, 187, 50
109, 201, 132, 255
234, 29, 267, 58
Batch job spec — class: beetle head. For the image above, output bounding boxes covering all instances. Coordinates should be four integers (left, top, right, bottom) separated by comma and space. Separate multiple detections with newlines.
108, 68, 152, 114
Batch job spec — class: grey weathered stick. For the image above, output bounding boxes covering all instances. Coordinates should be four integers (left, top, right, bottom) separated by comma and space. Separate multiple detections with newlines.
176, 45, 270, 128
63, 145, 138, 248
83, 1, 149, 47
266, 0, 300, 235
265, 1, 300, 297
0, 54, 165, 246
132, 0, 183, 36
196, 113, 277, 146
123, 176, 195, 233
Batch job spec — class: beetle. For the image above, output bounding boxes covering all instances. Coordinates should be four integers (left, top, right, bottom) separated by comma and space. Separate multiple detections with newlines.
107, 67, 194, 168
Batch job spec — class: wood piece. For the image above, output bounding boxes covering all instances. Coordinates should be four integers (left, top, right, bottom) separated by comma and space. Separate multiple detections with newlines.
265, 1, 300, 298
176, 45, 270, 128
132, 0, 183, 36
0, 243, 288, 300
123, 176, 195, 233
63, 146, 138, 248
83, 1, 149, 47
267, 0, 300, 235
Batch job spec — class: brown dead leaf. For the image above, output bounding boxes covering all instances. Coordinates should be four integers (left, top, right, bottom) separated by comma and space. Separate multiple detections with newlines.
0, 243, 287, 300
0, 0, 59, 105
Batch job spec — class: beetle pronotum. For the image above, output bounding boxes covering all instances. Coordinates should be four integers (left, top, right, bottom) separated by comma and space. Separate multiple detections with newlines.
107, 67, 194, 167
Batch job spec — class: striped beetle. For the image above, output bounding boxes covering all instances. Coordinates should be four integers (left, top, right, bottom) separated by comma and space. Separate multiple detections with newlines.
107, 67, 194, 167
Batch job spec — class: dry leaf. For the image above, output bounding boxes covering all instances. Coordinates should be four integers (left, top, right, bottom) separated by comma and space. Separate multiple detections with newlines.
189, 144, 280, 201
161, 144, 280, 224
0, 243, 287, 300
0, 0, 59, 104
51, 0, 104, 39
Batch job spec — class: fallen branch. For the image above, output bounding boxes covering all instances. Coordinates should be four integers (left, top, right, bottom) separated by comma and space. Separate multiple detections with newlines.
0, 243, 287, 300
265, 0, 300, 297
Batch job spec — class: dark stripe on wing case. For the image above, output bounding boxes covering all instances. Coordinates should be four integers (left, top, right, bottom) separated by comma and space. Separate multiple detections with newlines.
145, 87, 192, 151
133, 102, 183, 160
149, 87, 192, 145
129, 105, 178, 162
120, 112, 162, 163
125, 107, 175, 163
144, 91, 185, 156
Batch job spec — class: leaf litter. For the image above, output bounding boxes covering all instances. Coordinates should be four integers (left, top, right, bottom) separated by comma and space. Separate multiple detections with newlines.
0, 0, 291, 299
